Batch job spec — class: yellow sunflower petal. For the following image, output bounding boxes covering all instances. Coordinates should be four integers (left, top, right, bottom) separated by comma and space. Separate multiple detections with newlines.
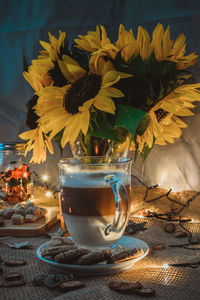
102, 71, 120, 87
58, 59, 76, 82
78, 99, 94, 112
19, 129, 38, 140
79, 110, 90, 135
62, 114, 81, 147
162, 26, 172, 57
94, 95, 115, 114
99, 86, 124, 98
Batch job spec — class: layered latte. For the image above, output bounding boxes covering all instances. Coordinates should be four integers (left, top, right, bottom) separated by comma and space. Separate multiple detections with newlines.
60, 171, 131, 249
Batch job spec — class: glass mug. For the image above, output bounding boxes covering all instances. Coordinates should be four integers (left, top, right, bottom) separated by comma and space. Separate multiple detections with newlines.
58, 156, 132, 250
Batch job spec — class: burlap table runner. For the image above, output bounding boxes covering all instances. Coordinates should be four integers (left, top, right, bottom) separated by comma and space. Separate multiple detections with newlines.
0, 218, 200, 300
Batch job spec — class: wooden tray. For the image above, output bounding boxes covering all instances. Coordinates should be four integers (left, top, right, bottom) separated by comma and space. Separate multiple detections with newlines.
0, 206, 59, 237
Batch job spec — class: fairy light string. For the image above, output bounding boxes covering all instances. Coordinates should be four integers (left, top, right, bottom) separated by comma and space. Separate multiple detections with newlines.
131, 175, 200, 247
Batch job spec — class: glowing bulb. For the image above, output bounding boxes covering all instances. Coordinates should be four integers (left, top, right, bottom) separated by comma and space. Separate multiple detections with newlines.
191, 219, 195, 223
42, 175, 48, 181
171, 186, 175, 192
29, 195, 35, 202
163, 264, 169, 269
45, 191, 52, 197
138, 215, 144, 219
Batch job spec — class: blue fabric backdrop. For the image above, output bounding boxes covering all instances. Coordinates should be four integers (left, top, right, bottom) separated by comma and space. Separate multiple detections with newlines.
1, 0, 200, 189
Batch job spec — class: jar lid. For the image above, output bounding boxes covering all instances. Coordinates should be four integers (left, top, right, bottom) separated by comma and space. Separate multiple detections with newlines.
0, 142, 26, 151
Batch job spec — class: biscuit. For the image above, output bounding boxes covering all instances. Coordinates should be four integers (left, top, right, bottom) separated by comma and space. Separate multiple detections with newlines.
55, 248, 91, 264
11, 214, 25, 225
4, 272, 23, 281
76, 250, 111, 265
59, 280, 85, 292
41, 245, 77, 258
108, 281, 143, 293
0, 280, 26, 287
4, 259, 27, 266
107, 248, 144, 264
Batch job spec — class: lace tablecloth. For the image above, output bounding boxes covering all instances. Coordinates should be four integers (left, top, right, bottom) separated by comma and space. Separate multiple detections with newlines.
0, 218, 200, 300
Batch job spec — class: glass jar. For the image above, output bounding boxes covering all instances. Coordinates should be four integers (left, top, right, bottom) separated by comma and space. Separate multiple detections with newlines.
0, 142, 32, 204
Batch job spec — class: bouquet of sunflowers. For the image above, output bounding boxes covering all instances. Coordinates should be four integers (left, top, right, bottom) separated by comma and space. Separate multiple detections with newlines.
19, 23, 200, 164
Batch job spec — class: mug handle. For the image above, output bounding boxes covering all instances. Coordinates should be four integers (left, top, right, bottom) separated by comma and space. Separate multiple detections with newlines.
104, 175, 129, 236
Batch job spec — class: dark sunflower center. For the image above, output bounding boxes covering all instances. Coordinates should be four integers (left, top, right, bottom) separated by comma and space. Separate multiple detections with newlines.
64, 74, 102, 114
155, 108, 168, 122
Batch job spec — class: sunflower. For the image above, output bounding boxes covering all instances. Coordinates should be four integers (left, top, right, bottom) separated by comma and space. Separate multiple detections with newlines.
75, 24, 197, 70
75, 24, 153, 62
21, 31, 68, 163
75, 25, 118, 69
134, 83, 200, 152
19, 127, 54, 164
35, 56, 131, 148
151, 23, 197, 69
39, 30, 66, 61
23, 59, 54, 92
75, 25, 116, 57
23, 30, 67, 91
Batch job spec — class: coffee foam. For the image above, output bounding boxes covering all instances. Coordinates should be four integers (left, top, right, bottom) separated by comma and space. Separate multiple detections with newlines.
60, 170, 130, 188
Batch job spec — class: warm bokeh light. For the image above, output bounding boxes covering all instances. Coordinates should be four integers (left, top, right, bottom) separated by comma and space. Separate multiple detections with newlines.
42, 175, 48, 181
163, 264, 169, 269
45, 191, 52, 197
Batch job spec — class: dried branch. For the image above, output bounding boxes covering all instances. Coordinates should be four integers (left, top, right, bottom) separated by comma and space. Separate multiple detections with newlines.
131, 175, 200, 247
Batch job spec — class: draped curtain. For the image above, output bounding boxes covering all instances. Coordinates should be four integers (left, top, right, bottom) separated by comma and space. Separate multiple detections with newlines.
0, 0, 200, 190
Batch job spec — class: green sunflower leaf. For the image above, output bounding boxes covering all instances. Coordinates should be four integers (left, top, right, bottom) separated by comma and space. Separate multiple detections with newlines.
136, 113, 150, 136
89, 120, 120, 142
115, 104, 146, 137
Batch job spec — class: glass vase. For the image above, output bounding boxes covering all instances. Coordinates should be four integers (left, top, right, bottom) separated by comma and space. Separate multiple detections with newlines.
70, 132, 130, 158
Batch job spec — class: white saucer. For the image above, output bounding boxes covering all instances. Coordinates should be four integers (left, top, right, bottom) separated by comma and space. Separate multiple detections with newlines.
36, 236, 149, 276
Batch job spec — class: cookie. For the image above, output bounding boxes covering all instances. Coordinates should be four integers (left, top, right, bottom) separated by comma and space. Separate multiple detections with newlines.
2, 208, 14, 219
41, 245, 77, 258
59, 280, 85, 292
55, 248, 91, 264
13, 203, 24, 210
4, 259, 27, 266
14, 208, 26, 216
136, 287, 156, 297
164, 223, 176, 233
51, 236, 75, 245
4, 272, 23, 281
0, 280, 26, 287
76, 250, 111, 265
11, 214, 25, 225
39, 207, 48, 217
47, 239, 63, 247
152, 244, 165, 250
108, 280, 143, 293
25, 214, 38, 223
107, 248, 144, 264
26, 206, 41, 218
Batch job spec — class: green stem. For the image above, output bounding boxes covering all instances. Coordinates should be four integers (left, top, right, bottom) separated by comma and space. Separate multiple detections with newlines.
79, 133, 89, 155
